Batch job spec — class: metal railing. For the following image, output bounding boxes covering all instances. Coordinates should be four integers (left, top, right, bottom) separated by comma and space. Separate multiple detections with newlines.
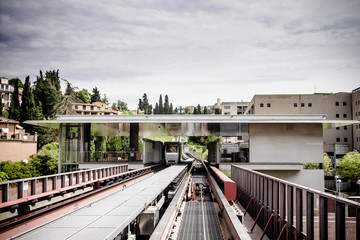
0, 164, 128, 204
231, 165, 360, 240
81, 151, 142, 162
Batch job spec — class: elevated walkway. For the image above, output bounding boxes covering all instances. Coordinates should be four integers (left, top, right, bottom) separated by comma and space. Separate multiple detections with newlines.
13, 165, 187, 240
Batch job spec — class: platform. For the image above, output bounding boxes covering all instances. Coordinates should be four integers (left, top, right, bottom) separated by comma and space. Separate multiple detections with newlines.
13, 165, 188, 240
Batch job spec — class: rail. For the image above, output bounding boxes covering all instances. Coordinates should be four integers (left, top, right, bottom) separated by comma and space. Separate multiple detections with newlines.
231, 165, 360, 240
0, 164, 128, 205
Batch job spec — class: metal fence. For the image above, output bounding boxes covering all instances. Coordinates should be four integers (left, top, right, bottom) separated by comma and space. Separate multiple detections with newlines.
231, 165, 360, 240
81, 151, 142, 162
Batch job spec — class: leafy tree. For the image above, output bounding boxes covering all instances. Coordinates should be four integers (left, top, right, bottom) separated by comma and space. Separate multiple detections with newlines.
9, 78, 24, 88
8, 78, 21, 120
29, 142, 59, 175
203, 106, 208, 114
0, 161, 36, 180
164, 95, 170, 114
158, 95, 163, 114
76, 88, 91, 103
193, 107, 198, 114
121, 110, 135, 115
116, 100, 128, 111
33, 70, 62, 119
20, 76, 37, 123
323, 152, 334, 176
184, 107, 190, 114
335, 150, 360, 183
214, 107, 221, 114
91, 87, 101, 103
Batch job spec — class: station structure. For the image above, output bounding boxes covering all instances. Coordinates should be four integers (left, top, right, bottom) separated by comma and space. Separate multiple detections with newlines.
0, 114, 358, 240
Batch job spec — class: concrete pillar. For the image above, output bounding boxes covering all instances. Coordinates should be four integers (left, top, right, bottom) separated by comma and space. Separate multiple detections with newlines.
130, 123, 139, 151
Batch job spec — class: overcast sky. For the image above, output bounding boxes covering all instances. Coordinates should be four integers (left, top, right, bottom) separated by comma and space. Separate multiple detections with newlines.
1, 0, 359, 109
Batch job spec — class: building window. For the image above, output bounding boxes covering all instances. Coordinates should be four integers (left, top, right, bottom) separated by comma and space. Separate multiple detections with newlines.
294, 103, 298, 107
336, 138, 340, 142
75, 105, 78, 110
267, 103, 271, 107
343, 114, 347, 118
344, 138, 348, 142
91, 106, 94, 110
83, 106, 86, 110
336, 127, 340, 130
224, 106, 230, 109
344, 126, 347, 130
343, 102, 347, 106
260, 103, 264, 107
308, 103, 312, 107
336, 114, 339, 118
243, 106, 247, 110
301, 103, 305, 107
335, 102, 339, 106
237, 136, 243, 141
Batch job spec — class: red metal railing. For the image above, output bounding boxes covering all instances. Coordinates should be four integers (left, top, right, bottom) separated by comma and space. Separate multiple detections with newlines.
0, 164, 128, 206
231, 165, 360, 240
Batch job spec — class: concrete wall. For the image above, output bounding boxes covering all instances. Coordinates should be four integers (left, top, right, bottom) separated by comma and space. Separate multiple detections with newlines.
0, 140, 37, 162
246, 93, 353, 149
257, 169, 324, 191
249, 123, 323, 164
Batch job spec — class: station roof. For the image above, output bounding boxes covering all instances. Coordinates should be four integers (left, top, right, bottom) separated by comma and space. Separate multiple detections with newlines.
24, 115, 358, 137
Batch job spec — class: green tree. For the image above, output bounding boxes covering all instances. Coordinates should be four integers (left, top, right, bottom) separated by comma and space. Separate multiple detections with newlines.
116, 100, 128, 111
138, 98, 143, 111
33, 70, 62, 119
193, 107, 198, 114
102, 94, 109, 104
29, 142, 59, 175
164, 95, 170, 114
169, 103, 174, 114
9, 78, 21, 120
323, 152, 334, 176
91, 87, 101, 103
76, 89, 91, 103
214, 107, 221, 114
203, 106, 208, 114
9, 78, 24, 88
20, 76, 37, 123
158, 95, 163, 114
154, 102, 159, 114
335, 150, 360, 183
197, 104, 201, 114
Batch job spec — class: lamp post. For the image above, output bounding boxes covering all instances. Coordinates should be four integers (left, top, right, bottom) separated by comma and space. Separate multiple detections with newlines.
337, 178, 342, 196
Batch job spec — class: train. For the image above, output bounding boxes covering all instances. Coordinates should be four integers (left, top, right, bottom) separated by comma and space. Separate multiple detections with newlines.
164, 142, 182, 165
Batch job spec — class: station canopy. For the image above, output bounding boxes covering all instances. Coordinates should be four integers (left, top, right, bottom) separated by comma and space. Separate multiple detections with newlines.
25, 115, 358, 137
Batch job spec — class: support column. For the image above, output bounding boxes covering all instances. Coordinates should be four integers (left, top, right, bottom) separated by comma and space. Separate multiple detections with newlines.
129, 123, 139, 161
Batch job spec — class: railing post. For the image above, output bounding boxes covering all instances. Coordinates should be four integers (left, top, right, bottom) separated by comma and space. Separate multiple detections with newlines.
287, 185, 294, 240
279, 182, 286, 240
319, 196, 328, 240
357, 207, 360, 240
43, 177, 48, 192
273, 180, 279, 239
335, 201, 345, 240
18, 181, 24, 199
306, 192, 314, 240
296, 188, 303, 240
31, 179, 37, 195
2, 183, 9, 202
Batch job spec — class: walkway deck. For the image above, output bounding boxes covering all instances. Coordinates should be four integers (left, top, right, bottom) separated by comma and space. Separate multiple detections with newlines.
14, 165, 187, 240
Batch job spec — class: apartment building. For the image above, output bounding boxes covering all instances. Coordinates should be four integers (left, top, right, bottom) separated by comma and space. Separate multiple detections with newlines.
0, 77, 14, 111
352, 87, 360, 151
70, 102, 119, 115
245, 92, 356, 156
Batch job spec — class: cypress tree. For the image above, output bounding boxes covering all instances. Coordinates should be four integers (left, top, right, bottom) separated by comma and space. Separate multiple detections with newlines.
91, 87, 101, 103
197, 104, 201, 115
169, 103, 174, 114
164, 95, 169, 114
20, 76, 36, 123
158, 95, 163, 114
138, 98, 144, 111
154, 102, 159, 114
203, 106, 208, 114
9, 78, 21, 120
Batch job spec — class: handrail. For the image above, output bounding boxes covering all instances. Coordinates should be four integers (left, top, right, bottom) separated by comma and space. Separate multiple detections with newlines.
231, 165, 360, 240
0, 164, 128, 204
